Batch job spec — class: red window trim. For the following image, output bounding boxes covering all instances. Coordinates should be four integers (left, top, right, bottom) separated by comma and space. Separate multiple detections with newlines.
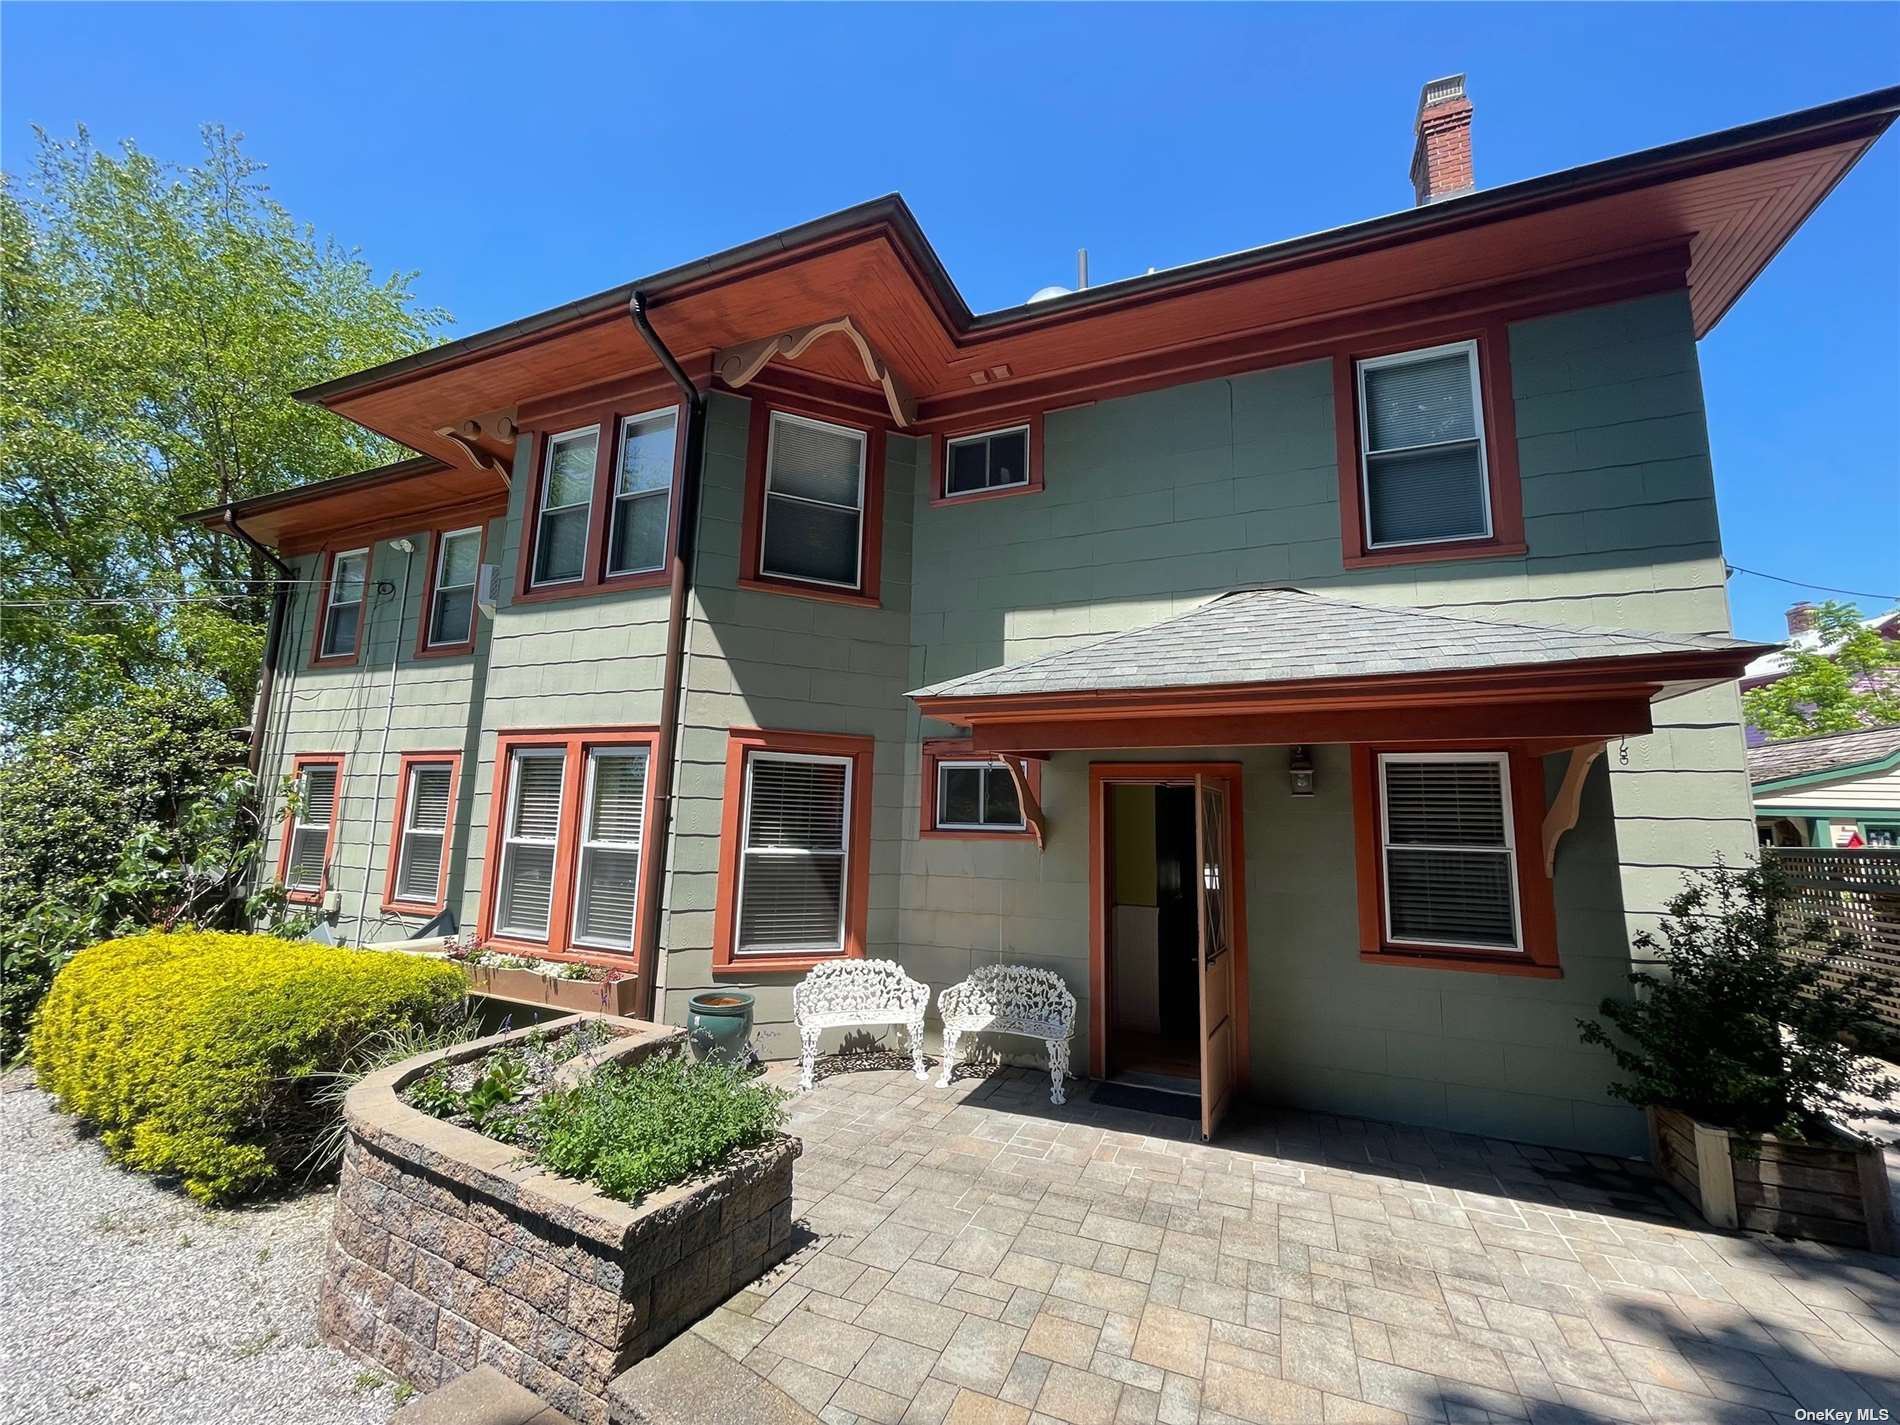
737, 398, 886, 608
1349, 744, 1560, 978
309, 546, 373, 668
712, 728, 876, 977
513, 398, 688, 606
382, 751, 463, 915
1332, 320, 1527, 569
919, 739, 1042, 840
476, 727, 662, 970
278, 753, 345, 905
928, 412, 1045, 506
414, 523, 489, 659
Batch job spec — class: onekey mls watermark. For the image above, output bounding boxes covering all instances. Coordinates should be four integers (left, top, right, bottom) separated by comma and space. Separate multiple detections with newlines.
1793, 1411, 1891, 1422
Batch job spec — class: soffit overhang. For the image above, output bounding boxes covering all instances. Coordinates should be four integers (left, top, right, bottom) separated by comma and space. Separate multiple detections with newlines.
183, 457, 505, 555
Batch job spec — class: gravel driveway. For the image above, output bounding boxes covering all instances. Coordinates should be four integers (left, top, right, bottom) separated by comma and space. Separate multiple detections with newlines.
0, 1072, 400, 1425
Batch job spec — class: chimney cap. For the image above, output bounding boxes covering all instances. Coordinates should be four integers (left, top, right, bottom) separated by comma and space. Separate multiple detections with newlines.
1416, 74, 1468, 127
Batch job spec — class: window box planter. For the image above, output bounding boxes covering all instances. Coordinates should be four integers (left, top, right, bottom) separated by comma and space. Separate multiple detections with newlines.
461, 960, 639, 1018
1647, 1106, 1895, 1254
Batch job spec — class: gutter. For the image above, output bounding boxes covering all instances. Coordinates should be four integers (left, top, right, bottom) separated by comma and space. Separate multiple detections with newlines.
220, 509, 295, 775
626, 289, 707, 1024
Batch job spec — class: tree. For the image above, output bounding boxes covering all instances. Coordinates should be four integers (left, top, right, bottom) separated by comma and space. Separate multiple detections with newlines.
1, 125, 446, 736
1742, 601, 1900, 742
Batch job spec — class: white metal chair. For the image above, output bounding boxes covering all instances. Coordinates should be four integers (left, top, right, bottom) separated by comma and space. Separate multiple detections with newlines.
937, 965, 1077, 1104
791, 959, 930, 1092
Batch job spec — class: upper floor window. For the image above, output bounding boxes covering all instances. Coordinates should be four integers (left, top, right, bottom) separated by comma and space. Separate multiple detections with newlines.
424, 527, 482, 651
532, 428, 598, 587
1376, 752, 1518, 951
760, 413, 866, 589
520, 403, 681, 600
316, 548, 369, 662
386, 753, 460, 912
280, 754, 343, 901
607, 409, 678, 577
1356, 342, 1490, 549
945, 426, 1029, 498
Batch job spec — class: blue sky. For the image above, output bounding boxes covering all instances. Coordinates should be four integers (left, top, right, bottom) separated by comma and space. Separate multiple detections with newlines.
4, 2, 1895, 642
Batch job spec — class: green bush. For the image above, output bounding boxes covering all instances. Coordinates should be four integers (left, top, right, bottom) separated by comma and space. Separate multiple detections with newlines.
31, 930, 466, 1202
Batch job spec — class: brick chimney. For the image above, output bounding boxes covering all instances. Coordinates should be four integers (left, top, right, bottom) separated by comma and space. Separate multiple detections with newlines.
1786, 602, 1820, 637
1411, 74, 1474, 206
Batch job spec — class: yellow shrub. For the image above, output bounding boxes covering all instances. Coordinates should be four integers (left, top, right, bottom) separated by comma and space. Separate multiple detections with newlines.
31, 930, 464, 1203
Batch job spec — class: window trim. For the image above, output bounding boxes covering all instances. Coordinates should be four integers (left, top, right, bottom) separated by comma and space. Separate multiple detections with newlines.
1350, 745, 1559, 977
1356, 340, 1492, 551
416, 525, 486, 657
737, 397, 886, 608
310, 547, 371, 667
931, 414, 1045, 505
1332, 321, 1526, 569
278, 753, 345, 905
919, 739, 1042, 840
712, 728, 876, 976
1376, 750, 1519, 952
382, 751, 462, 914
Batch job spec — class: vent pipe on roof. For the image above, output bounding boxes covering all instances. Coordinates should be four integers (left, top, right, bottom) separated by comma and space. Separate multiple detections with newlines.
1078, 248, 1089, 290
1411, 74, 1475, 206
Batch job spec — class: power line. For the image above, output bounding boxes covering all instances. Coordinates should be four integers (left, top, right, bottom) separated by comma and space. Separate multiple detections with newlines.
1725, 564, 1899, 604
0, 593, 273, 608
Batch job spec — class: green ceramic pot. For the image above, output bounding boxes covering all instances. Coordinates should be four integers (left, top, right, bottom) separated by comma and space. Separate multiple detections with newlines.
686, 990, 755, 1065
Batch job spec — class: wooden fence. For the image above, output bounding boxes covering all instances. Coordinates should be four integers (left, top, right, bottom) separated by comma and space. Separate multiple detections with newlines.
1766, 847, 1900, 1033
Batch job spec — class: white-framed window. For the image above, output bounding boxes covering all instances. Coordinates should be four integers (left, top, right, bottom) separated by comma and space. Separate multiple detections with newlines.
736, 751, 851, 955
570, 747, 648, 950
496, 748, 566, 939
532, 427, 599, 586
1356, 341, 1491, 549
286, 760, 340, 892
394, 760, 455, 904
1377, 751, 1520, 951
426, 527, 482, 647
760, 412, 865, 589
320, 549, 369, 658
606, 408, 677, 577
935, 759, 1025, 831
944, 425, 1030, 498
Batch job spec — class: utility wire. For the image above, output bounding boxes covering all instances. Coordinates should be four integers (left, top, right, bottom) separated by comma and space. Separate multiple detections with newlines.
1726, 563, 1899, 604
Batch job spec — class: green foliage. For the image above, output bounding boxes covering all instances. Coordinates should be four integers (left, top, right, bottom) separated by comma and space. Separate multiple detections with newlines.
1578, 859, 1897, 1141
31, 930, 466, 1203
1742, 601, 1900, 741
1, 124, 445, 733
300, 1012, 482, 1178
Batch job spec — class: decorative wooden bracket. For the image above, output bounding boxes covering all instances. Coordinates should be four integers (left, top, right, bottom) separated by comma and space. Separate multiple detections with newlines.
1001, 755, 1047, 851
436, 415, 517, 486
715, 316, 917, 428
1542, 741, 1605, 875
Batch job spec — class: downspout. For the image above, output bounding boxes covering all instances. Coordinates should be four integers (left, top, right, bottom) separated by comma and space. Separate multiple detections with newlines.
221, 509, 294, 776
628, 289, 706, 1024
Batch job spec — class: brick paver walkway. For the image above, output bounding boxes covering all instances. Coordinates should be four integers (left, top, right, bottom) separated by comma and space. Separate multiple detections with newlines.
676, 1061, 1900, 1425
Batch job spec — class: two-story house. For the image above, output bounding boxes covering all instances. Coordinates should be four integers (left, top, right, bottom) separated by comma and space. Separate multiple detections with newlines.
193, 79, 1898, 1153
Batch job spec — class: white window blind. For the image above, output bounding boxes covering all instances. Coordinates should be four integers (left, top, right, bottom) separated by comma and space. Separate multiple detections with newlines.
395, 762, 454, 904
572, 748, 647, 950
1379, 753, 1520, 950
737, 752, 850, 954
426, 528, 481, 647
497, 750, 566, 939
1357, 343, 1490, 548
944, 426, 1030, 498
607, 410, 677, 576
321, 550, 368, 657
760, 414, 865, 588
287, 762, 339, 892
935, 760, 1024, 830
533, 428, 598, 585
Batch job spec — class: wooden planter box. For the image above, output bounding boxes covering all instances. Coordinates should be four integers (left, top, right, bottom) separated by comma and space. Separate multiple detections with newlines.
1649, 1106, 1895, 1254
462, 962, 639, 1018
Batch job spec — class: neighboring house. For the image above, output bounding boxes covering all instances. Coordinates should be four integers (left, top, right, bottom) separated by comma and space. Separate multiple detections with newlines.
192, 78, 1898, 1154
1751, 724, 1900, 848
1741, 601, 1900, 746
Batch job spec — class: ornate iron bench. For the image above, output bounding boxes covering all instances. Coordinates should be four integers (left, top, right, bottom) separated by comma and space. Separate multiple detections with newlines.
791, 959, 930, 1092
937, 965, 1077, 1104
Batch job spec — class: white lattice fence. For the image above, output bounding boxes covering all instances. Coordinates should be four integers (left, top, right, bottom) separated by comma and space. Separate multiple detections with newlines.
1767, 847, 1900, 1032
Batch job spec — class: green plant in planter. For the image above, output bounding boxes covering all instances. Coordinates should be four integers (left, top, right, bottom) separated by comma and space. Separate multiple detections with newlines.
1578, 857, 1897, 1142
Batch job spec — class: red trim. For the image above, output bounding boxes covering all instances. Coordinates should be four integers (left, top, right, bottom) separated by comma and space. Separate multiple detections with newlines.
414, 523, 488, 659
1333, 321, 1526, 569
919, 739, 1042, 840
737, 398, 886, 608
278, 753, 345, 905
927, 412, 1045, 506
381, 751, 463, 914
476, 727, 662, 969
712, 728, 876, 977
1349, 745, 1561, 978
308, 546, 372, 667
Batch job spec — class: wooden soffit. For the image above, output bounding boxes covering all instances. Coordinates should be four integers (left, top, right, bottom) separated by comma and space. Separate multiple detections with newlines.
189, 457, 506, 554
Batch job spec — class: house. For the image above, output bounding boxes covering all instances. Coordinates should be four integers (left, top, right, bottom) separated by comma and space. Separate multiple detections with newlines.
193, 78, 1899, 1153
1752, 724, 1900, 848
1742, 601, 1900, 746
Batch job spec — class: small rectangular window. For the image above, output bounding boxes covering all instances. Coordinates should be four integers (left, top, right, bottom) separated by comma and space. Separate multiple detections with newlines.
760, 413, 865, 589
737, 752, 850, 954
571, 747, 648, 950
426, 528, 482, 648
394, 761, 455, 904
285, 760, 340, 893
1378, 752, 1519, 951
497, 749, 566, 939
944, 426, 1030, 498
532, 428, 599, 586
320, 550, 368, 659
935, 759, 1025, 831
606, 409, 677, 577
1357, 342, 1490, 548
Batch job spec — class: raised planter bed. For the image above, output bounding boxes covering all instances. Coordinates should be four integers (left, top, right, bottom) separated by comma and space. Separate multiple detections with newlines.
1648, 1105, 1894, 1254
461, 961, 640, 1018
318, 1014, 799, 1424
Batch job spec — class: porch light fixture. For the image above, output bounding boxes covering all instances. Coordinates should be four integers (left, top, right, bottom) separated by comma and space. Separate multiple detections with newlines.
1287, 745, 1316, 797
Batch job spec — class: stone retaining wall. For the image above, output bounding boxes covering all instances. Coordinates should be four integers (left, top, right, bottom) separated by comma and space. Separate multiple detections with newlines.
317, 1016, 799, 1424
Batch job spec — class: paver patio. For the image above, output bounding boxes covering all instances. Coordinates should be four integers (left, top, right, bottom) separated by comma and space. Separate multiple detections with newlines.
666, 1060, 1900, 1425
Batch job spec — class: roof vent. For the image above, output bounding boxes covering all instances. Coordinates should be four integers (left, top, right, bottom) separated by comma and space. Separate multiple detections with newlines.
1028, 285, 1072, 304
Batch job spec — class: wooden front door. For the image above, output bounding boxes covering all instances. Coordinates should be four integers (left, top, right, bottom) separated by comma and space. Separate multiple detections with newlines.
1195, 774, 1236, 1141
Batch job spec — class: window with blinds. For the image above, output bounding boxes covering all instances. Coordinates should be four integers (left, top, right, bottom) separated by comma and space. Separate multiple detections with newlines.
737, 752, 850, 954
571, 748, 647, 951
286, 761, 339, 892
944, 426, 1030, 498
607, 410, 676, 577
1356, 342, 1490, 549
497, 750, 566, 939
426, 528, 481, 648
320, 550, 368, 658
394, 761, 455, 905
760, 413, 865, 588
936, 760, 1024, 830
1378, 753, 1520, 951
533, 428, 599, 586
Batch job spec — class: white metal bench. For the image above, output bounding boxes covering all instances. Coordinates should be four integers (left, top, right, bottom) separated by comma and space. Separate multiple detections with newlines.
937, 965, 1077, 1104
791, 959, 930, 1092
